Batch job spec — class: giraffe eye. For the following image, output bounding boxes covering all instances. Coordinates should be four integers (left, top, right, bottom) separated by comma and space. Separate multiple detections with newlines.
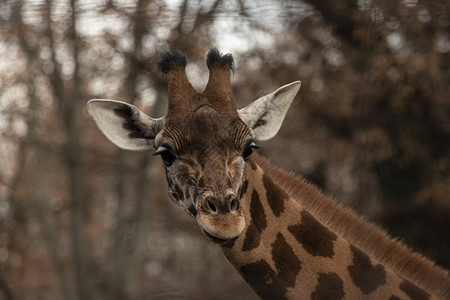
242, 143, 260, 162
153, 146, 176, 166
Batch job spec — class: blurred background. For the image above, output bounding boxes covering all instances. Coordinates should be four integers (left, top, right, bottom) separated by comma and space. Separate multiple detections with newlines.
0, 0, 449, 299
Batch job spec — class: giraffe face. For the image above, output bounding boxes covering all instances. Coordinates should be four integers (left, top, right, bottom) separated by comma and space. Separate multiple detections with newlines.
155, 105, 254, 240
87, 48, 301, 241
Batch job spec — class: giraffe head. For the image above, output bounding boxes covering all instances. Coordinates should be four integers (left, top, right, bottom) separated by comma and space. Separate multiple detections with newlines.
88, 49, 300, 241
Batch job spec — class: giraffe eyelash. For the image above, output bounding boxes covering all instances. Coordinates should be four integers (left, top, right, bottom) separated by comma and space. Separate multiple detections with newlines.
242, 142, 260, 162
154, 146, 176, 166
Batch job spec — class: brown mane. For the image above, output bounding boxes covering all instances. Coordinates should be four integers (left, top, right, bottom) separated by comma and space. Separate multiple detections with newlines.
252, 153, 450, 299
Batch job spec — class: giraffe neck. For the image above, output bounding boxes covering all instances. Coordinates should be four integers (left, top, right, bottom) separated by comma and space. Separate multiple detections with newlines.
219, 157, 439, 300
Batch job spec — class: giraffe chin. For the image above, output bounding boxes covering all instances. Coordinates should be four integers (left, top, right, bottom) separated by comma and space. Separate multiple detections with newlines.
196, 210, 246, 241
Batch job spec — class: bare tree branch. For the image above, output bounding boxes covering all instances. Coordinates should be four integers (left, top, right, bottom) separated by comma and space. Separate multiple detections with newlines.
0, 270, 14, 300
12, 1, 75, 299
44, 0, 65, 105
109, 1, 151, 298
192, 0, 223, 32
64, 0, 93, 299
175, 0, 189, 33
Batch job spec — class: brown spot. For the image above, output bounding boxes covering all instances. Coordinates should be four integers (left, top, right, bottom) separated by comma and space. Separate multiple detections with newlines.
241, 234, 302, 299
192, 189, 199, 203
197, 149, 208, 168
222, 236, 238, 249
389, 296, 401, 300
250, 189, 267, 232
178, 172, 192, 186
242, 223, 260, 251
288, 211, 337, 257
165, 171, 173, 186
174, 184, 184, 199
185, 187, 191, 200
240, 260, 287, 300
170, 192, 180, 201
311, 272, 345, 300
348, 245, 386, 294
239, 180, 249, 199
399, 280, 430, 300
186, 204, 197, 217
263, 173, 288, 217
271, 233, 301, 287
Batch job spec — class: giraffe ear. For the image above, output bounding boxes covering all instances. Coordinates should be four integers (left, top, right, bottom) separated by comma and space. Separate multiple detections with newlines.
238, 81, 301, 141
87, 99, 164, 151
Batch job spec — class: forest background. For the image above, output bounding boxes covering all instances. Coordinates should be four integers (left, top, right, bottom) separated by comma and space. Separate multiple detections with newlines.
0, 0, 449, 299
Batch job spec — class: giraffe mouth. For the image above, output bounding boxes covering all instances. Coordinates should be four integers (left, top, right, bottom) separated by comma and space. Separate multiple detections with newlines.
202, 230, 232, 244
196, 209, 246, 241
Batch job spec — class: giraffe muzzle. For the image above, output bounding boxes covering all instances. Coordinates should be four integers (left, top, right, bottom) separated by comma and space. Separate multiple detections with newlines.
203, 194, 240, 214
196, 194, 246, 240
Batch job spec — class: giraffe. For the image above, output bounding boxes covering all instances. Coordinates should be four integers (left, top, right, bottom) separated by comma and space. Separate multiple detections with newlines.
87, 49, 450, 299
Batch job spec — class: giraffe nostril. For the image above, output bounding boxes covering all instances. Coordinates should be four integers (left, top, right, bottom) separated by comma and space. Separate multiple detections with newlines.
206, 198, 217, 213
229, 197, 239, 212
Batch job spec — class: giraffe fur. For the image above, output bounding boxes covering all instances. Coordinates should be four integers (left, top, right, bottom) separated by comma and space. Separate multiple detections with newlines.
88, 48, 450, 300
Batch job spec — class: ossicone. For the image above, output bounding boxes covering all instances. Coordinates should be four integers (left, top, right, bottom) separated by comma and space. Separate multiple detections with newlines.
202, 48, 236, 114
157, 49, 197, 117
206, 47, 234, 72
157, 49, 188, 74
